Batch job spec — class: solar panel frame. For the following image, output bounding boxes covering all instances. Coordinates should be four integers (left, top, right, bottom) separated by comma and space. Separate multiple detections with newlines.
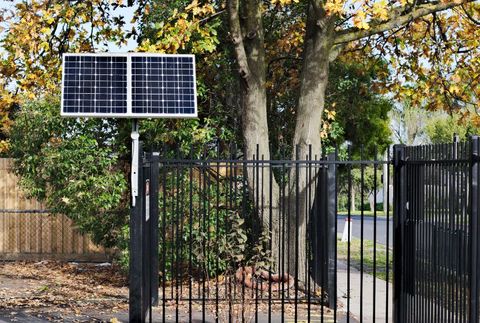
61, 52, 198, 119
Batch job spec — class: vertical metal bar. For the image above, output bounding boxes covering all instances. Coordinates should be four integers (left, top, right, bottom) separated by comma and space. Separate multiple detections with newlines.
174, 148, 180, 323
206, 157, 212, 305
254, 147, 259, 323
295, 145, 300, 322
315, 153, 324, 323
443, 143, 448, 321
427, 145, 432, 323
268, 157, 273, 323
178, 156, 185, 305
434, 144, 439, 322
469, 136, 479, 323
229, 144, 235, 322
130, 142, 145, 322
451, 137, 458, 321
463, 141, 468, 323
307, 146, 312, 323
386, 149, 391, 323
188, 146, 193, 323
460, 142, 470, 323
334, 146, 338, 323
347, 145, 352, 323
201, 150, 207, 322
242, 158, 248, 323
373, 147, 378, 323
406, 146, 411, 323
410, 147, 416, 321
393, 145, 406, 323
442, 143, 448, 323
360, 146, 365, 323
215, 146, 220, 323
311, 151, 324, 323
420, 145, 426, 323
281, 155, 286, 323
170, 150, 176, 303
161, 147, 167, 323
454, 141, 460, 322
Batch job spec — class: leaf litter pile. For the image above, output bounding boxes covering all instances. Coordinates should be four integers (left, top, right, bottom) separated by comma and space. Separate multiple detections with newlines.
0, 261, 128, 322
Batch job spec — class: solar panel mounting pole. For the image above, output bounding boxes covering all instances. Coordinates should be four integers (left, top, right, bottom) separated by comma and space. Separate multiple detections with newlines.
131, 119, 140, 206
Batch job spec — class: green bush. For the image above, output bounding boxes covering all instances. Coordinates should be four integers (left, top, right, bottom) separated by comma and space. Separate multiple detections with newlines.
157, 167, 271, 281
8, 97, 129, 248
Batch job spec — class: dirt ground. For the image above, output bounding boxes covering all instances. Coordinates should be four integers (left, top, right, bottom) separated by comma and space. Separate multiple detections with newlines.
0, 261, 350, 322
0, 261, 129, 322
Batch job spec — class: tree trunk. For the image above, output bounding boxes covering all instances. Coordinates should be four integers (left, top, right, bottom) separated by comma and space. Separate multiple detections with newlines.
228, 0, 282, 270
228, 0, 336, 286
286, 3, 335, 285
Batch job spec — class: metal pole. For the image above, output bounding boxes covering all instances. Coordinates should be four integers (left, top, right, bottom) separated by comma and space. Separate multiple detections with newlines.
130, 139, 144, 322
384, 149, 389, 218
393, 144, 406, 323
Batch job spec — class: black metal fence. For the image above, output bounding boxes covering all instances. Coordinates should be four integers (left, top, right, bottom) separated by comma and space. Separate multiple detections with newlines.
130, 144, 395, 322
394, 137, 480, 323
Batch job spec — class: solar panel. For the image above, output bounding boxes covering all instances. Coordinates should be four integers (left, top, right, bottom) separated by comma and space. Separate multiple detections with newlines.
61, 53, 197, 118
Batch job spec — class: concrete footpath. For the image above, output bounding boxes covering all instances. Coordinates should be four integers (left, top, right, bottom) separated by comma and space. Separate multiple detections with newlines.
337, 260, 392, 322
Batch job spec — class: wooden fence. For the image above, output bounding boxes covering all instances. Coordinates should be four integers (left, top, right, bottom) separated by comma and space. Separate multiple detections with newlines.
0, 159, 112, 261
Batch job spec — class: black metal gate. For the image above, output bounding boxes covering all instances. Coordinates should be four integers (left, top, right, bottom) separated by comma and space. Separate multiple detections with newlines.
393, 137, 480, 323
130, 144, 397, 322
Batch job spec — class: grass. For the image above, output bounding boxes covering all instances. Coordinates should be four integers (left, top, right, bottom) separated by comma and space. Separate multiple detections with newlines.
338, 210, 388, 217
337, 238, 393, 282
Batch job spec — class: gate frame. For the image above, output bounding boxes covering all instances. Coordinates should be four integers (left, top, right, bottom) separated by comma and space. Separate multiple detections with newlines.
129, 143, 160, 322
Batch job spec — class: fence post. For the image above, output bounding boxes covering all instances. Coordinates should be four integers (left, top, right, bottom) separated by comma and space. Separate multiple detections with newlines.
326, 152, 337, 309
470, 136, 480, 323
130, 142, 145, 322
393, 144, 406, 323
150, 152, 160, 307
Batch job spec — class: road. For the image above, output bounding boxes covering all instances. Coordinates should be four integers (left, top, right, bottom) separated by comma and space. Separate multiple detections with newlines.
337, 215, 393, 247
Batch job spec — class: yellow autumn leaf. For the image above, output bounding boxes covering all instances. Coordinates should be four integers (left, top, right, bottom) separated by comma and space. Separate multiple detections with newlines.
324, 0, 344, 16
353, 10, 370, 30
186, 0, 199, 11
372, 0, 389, 21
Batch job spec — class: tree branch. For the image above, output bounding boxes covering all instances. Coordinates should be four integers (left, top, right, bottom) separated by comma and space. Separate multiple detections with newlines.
334, 0, 477, 45
227, 0, 251, 86
462, 3, 480, 25
198, 9, 226, 25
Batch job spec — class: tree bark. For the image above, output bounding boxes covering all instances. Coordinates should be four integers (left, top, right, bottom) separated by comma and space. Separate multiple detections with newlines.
286, 2, 335, 285
228, 0, 281, 270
